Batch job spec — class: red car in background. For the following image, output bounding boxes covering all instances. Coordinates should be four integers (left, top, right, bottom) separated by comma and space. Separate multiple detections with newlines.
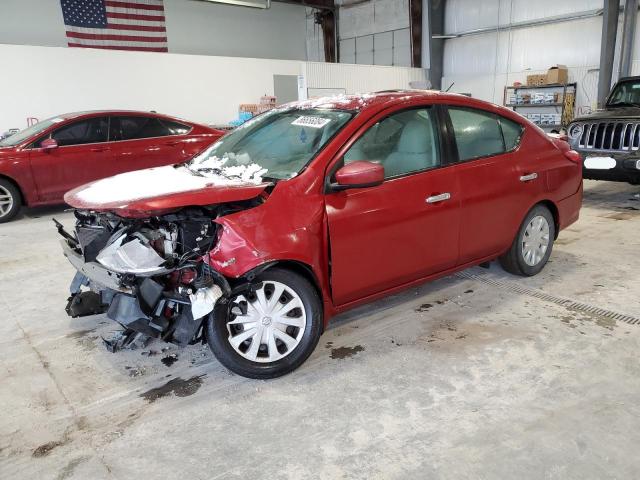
0, 110, 223, 222
58, 91, 583, 379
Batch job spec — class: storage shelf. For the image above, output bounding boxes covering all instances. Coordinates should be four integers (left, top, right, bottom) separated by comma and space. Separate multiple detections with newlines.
506, 103, 564, 107
506, 83, 577, 90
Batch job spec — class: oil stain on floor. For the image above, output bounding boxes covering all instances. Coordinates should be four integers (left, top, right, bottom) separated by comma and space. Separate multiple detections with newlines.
330, 345, 365, 359
140, 376, 205, 403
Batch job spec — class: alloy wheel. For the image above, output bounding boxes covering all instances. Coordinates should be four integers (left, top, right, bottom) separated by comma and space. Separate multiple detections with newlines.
0, 185, 14, 218
521, 215, 550, 266
226, 281, 307, 363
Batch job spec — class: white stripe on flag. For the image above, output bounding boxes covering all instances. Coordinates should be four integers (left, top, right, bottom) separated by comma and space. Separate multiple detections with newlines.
66, 25, 167, 37
108, 0, 164, 5
106, 17, 166, 27
67, 38, 168, 48
105, 6, 165, 15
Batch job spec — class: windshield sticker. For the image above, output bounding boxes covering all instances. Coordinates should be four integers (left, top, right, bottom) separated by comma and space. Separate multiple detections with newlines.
292, 116, 331, 129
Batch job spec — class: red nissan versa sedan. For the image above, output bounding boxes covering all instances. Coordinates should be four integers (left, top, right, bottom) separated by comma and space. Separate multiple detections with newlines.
0, 110, 223, 222
57, 91, 582, 379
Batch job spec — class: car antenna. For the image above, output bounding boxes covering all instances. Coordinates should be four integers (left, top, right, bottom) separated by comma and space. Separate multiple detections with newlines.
444, 82, 455, 93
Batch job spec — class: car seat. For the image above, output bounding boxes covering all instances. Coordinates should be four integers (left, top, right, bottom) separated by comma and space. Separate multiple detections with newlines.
383, 119, 437, 177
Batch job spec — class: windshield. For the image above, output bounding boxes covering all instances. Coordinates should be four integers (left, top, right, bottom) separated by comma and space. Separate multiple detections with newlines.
0, 115, 70, 147
607, 80, 640, 107
187, 108, 353, 181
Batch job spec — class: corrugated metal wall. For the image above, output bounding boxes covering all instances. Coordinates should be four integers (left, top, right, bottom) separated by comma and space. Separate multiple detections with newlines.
337, 0, 412, 66
304, 61, 427, 95
441, 0, 640, 115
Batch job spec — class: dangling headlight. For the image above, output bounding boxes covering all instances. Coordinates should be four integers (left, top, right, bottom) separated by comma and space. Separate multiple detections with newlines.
568, 123, 583, 140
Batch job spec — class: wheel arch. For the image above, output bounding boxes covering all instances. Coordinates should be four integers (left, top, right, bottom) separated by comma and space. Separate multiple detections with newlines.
535, 199, 560, 239
0, 174, 25, 205
253, 260, 323, 302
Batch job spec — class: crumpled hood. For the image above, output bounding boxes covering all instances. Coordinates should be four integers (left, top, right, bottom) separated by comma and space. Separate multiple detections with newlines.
64, 165, 270, 217
573, 106, 640, 123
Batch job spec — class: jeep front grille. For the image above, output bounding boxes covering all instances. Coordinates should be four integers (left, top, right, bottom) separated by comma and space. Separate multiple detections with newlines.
578, 121, 640, 151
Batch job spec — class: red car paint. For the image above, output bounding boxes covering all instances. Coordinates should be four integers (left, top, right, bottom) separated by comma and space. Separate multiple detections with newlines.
0, 110, 223, 208
66, 92, 583, 325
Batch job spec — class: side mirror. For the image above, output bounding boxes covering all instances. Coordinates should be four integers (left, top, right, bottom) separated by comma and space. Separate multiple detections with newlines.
41, 138, 58, 152
331, 160, 385, 191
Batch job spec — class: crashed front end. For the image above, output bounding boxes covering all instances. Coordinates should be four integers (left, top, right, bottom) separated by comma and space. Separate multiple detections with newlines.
57, 206, 237, 349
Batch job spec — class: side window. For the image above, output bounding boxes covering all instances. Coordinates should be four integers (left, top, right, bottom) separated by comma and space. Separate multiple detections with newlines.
499, 117, 524, 151
343, 108, 440, 178
449, 108, 505, 161
110, 116, 169, 141
160, 119, 191, 135
50, 118, 108, 147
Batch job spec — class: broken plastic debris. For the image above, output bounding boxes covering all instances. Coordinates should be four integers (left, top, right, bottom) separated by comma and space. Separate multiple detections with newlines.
97, 237, 166, 274
189, 285, 223, 319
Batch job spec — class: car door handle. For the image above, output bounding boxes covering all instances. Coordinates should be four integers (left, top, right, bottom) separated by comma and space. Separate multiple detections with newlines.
165, 140, 182, 146
520, 173, 538, 182
90, 147, 110, 152
426, 192, 451, 204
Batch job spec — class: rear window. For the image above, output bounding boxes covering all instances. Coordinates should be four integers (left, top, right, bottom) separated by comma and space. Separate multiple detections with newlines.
449, 107, 524, 161
499, 117, 524, 151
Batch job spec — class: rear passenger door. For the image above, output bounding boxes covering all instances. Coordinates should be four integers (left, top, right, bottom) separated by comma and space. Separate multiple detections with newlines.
108, 116, 193, 171
445, 106, 544, 264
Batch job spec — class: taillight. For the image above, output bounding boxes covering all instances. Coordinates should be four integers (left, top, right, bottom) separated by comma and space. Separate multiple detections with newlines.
564, 150, 582, 164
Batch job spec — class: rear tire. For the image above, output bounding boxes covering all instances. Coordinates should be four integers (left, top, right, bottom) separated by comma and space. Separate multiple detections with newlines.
205, 268, 323, 379
499, 204, 555, 277
0, 179, 21, 223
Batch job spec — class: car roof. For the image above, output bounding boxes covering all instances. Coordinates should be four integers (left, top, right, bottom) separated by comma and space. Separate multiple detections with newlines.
285, 90, 501, 114
55, 110, 194, 123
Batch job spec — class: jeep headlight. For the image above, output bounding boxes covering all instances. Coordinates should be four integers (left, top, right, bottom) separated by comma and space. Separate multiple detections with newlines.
568, 123, 583, 140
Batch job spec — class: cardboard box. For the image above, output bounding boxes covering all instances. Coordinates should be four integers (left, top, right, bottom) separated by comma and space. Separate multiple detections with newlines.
527, 74, 546, 86
546, 65, 568, 85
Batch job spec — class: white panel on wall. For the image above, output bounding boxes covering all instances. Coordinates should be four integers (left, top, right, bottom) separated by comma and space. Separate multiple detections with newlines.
340, 38, 356, 64
445, 0, 603, 34
339, 2, 376, 39
304, 61, 427, 94
507, 17, 602, 71
0, 44, 302, 131
374, 32, 393, 66
356, 35, 375, 65
374, 0, 410, 32
393, 28, 411, 67
444, 17, 602, 76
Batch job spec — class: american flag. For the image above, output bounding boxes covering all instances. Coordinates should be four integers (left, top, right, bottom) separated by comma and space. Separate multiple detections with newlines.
60, 0, 168, 52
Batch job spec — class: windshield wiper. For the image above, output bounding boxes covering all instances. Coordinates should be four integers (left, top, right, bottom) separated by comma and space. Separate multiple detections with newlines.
608, 101, 640, 108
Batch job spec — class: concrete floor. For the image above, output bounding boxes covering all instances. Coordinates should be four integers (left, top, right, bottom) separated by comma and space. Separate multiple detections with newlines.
1, 180, 640, 479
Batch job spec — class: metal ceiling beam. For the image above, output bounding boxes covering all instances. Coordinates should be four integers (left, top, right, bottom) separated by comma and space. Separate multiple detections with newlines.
598, 0, 619, 108
429, 0, 445, 89
619, 0, 638, 79
273, 0, 335, 11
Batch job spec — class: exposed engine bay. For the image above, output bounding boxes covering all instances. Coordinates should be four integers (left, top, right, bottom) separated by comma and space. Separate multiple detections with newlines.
56, 200, 259, 351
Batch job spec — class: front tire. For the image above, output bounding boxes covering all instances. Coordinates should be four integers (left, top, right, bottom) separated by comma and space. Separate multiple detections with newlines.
205, 268, 323, 379
499, 204, 555, 276
0, 179, 21, 223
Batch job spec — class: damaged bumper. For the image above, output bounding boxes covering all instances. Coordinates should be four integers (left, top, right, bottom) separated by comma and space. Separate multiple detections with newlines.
61, 239, 131, 293
57, 214, 227, 348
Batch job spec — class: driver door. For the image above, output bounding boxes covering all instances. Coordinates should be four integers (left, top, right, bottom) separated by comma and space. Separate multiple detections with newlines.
325, 106, 461, 306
